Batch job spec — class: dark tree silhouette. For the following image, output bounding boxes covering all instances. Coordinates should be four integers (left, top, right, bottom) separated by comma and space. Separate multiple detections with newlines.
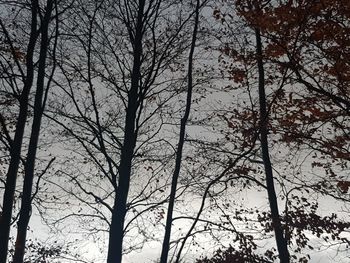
0, 2, 39, 262
160, 0, 201, 262
255, 27, 290, 263
13, 1, 56, 262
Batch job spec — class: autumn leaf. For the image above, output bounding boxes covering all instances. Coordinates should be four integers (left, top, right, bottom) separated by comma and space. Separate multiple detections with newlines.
337, 181, 350, 193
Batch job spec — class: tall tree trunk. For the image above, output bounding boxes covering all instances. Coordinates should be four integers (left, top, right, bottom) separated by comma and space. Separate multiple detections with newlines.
160, 1, 200, 262
106, 1, 145, 262
12, 1, 54, 262
0, 2, 39, 262
255, 28, 290, 263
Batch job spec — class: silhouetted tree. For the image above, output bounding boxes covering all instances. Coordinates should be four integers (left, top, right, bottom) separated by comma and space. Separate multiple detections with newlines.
0, 2, 40, 262
13, 0, 57, 262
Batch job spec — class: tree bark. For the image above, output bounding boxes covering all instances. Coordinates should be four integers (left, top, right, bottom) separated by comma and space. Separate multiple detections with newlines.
255, 28, 290, 263
0, 2, 39, 262
12, 1, 54, 262
160, 1, 200, 262
106, 1, 145, 262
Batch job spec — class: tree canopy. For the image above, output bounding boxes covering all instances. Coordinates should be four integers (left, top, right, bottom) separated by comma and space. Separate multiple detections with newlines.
0, 0, 349, 262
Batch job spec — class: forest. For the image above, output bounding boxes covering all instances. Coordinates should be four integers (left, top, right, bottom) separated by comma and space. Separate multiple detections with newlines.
0, 0, 349, 262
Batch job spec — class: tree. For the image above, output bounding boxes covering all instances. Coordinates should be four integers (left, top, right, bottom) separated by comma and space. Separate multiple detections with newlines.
38, 0, 202, 261
235, 0, 350, 176
12, 0, 57, 262
255, 26, 290, 262
0, 1, 40, 261
172, 0, 350, 262
160, 0, 201, 262
196, 0, 350, 261
2, 0, 349, 262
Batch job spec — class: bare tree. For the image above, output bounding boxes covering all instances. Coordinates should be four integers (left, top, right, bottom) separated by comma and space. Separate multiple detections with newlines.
0, 1, 40, 261
39, 0, 199, 261
160, 0, 201, 262
12, 0, 57, 262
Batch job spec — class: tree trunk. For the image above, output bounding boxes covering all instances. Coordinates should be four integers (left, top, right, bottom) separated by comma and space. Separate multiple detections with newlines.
255, 28, 290, 263
12, 1, 54, 262
0, 2, 39, 262
106, 1, 145, 262
160, 1, 200, 262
